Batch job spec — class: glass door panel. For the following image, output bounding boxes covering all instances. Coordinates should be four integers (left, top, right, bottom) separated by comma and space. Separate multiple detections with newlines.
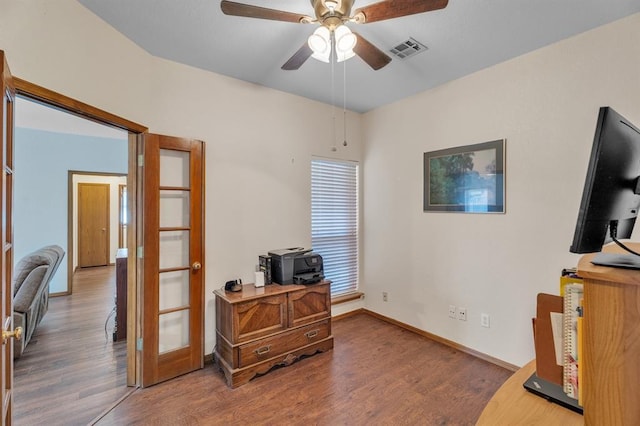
159, 270, 190, 311
158, 310, 190, 354
159, 230, 190, 270
159, 149, 189, 187
159, 190, 190, 228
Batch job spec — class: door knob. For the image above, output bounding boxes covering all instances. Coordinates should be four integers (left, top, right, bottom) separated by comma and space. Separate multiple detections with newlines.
2, 327, 23, 344
192, 261, 202, 271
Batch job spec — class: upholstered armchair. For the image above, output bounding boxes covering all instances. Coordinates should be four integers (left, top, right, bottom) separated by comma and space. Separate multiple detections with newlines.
12, 245, 65, 358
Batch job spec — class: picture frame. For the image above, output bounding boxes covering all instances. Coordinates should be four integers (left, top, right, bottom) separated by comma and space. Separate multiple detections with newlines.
423, 139, 505, 213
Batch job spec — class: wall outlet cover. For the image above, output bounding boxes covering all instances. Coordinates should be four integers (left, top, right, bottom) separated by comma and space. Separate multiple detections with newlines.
457, 307, 467, 321
449, 305, 456, 318
481, 313, 490, 328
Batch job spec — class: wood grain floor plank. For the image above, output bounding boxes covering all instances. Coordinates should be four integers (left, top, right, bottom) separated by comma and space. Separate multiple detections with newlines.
98, 313, 512, 425
13, 268, 513, 425
13, 266, 128, 425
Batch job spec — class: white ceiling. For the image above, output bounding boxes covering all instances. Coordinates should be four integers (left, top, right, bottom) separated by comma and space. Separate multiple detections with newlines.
77, 0, 640, 113
15, 97, 127, 139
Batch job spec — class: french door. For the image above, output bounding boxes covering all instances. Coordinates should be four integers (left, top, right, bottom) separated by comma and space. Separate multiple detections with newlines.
140, 133, 204, 386
0, 51, 206, 417
1, 50, 16, 426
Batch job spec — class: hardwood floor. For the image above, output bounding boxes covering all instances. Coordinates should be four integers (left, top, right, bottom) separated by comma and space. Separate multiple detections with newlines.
12, 270, 514, 425
98, 313, 513, 425
13, 266, 128, 425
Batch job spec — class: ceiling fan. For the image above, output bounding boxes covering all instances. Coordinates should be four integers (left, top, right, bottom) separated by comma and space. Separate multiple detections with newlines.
220, 0, 449, 71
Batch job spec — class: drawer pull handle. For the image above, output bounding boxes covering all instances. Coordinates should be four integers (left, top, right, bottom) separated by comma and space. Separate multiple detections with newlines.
305, 330, 319, 339
254, 345, 271, 356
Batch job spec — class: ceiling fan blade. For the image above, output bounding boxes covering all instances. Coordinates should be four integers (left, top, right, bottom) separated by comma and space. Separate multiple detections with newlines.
353, 0, 448, 24
352, 32, 392, 70
281, 43, 313, 70
221, 0, 312, 23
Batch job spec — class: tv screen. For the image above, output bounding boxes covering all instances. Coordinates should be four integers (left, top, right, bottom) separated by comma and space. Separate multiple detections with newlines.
570, 107, 640, 268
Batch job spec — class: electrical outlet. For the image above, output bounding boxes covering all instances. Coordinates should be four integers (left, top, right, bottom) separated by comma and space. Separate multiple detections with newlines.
481, 313, 490, 328
382, 292, 388, 302
457, 307, 467, 321
448, 305, 456, 318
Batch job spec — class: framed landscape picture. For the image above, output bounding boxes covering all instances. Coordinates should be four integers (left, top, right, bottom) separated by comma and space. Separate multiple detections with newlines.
423, 139, 505, 213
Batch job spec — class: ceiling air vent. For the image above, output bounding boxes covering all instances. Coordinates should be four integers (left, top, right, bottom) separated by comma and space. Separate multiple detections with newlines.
389, 37, 428, 59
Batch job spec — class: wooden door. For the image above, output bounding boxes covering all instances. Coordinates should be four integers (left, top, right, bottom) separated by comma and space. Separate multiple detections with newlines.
1, 50, 16, 426
141, 134, 204, 386
78, 183, 110, 267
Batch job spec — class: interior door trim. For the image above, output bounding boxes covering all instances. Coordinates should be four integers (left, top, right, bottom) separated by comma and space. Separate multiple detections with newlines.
62, 171, 127, 297
14, 78, 147, 133
1, 49, 16, 426
14, 77, 148, 387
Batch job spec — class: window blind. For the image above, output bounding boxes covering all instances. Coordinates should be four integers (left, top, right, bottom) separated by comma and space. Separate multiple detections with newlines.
311, 158, 359, 296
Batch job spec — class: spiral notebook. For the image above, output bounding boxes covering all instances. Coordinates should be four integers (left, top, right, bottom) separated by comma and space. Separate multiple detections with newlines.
563, 283, 584, 400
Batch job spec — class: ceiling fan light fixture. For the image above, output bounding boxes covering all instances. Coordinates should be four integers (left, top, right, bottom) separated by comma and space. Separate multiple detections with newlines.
336, 49, 355, 63
334, 24, 356, 53
308, 26, 331, 53
311, 49, 331, 63
221, 0, 449, 72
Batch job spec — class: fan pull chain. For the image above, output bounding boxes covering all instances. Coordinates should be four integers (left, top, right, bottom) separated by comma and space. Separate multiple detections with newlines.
331, 32, 337, 152
343, 57, 348, 147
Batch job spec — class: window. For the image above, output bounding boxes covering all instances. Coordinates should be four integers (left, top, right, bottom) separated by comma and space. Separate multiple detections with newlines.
311, 158, 359, 296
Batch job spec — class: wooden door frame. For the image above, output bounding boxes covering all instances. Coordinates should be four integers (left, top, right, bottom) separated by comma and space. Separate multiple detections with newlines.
118, 184, 127, 249
65, 172, 127, 296
1, 50, 16, 426
14, 78, 147, 387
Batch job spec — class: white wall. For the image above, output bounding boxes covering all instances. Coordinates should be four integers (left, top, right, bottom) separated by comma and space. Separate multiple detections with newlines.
0, 0, 364, 356
362, 13, 640, 367
72, 174, 127, 269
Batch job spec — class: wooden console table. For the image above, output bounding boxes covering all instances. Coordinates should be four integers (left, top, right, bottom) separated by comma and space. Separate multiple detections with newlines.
213, 281, 333, 387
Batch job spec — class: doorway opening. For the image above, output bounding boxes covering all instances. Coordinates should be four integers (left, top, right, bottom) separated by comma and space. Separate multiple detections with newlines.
11, 78, 146, 424
70, 173, 128, 275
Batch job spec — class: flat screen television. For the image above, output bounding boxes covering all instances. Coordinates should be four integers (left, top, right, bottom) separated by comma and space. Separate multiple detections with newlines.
570, 106, 640, 269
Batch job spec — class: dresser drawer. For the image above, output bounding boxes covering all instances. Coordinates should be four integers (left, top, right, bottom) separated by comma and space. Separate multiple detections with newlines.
237, 320, 330, 368
288, 282, 331, 328
235, 293, 287, 342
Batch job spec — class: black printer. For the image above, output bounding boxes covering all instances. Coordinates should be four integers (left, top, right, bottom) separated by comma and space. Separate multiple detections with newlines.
268, 247, 324, 285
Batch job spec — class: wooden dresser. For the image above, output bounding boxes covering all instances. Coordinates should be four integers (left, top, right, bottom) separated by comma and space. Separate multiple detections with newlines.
213, 281, 333, 388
